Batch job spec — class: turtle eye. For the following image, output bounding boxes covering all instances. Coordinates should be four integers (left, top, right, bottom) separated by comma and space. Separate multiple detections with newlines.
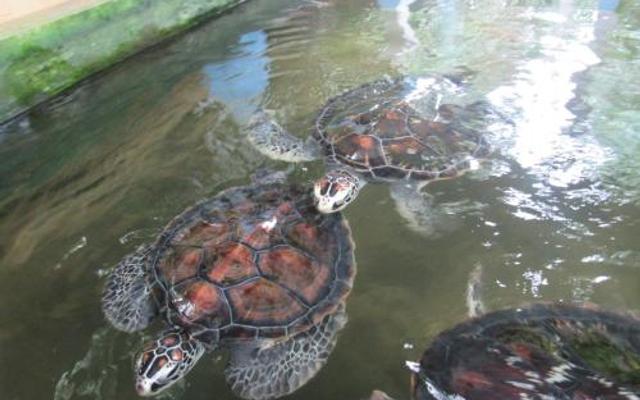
147, 355, 169, 378
329, 183, 339, 197
138, 352, 154, 374
319, 180, 331, 196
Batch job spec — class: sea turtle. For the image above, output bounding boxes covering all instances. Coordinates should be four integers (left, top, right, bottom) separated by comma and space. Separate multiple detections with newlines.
364, 303, 640, 400
248, 74, 497, 234
101, 174, 356, 399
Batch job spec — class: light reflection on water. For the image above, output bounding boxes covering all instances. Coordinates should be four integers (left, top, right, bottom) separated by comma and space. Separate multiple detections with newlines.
1, 0, 640, 399
203, 30, 269, 120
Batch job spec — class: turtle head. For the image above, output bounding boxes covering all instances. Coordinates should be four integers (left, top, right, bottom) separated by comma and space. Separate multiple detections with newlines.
134, 330, 205, 396
314, 169, 361, 213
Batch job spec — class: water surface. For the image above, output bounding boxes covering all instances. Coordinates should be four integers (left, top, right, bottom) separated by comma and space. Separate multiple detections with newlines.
1, 1, 640, 399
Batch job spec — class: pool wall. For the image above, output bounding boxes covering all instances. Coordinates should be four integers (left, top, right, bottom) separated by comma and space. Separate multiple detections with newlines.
0, 0, 247, 123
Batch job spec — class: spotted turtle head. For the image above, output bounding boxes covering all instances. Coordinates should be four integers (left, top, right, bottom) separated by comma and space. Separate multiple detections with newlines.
314, 169, 361, 214
134, 330, 205, 396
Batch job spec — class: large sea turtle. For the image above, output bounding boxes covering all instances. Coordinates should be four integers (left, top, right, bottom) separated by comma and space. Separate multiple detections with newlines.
364, 303, 640, 400
102, 173, 356, 399
248, 74, 497, 234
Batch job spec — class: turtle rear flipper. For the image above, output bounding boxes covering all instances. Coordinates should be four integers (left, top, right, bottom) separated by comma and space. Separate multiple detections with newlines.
225, 305, 347, 400
101, 245, 157, 332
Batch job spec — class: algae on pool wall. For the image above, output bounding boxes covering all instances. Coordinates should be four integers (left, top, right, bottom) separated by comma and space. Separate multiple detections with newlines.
0, 0, 246, 123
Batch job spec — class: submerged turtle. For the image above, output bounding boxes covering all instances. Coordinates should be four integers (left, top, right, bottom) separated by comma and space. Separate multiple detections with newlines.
248, 75, 497, 234
102, 174, 356, 399
365, 303, 640, 400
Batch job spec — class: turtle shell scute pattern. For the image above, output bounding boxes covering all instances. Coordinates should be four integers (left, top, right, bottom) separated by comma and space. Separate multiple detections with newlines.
314, 76, 490, 182
149, 183, 355, 344
413, 303, 640, 400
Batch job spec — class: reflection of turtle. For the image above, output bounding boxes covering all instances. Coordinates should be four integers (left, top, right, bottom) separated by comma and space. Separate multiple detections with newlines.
367, 304, 640, 400
102, 174, 355, 399
248, 75, 494, 234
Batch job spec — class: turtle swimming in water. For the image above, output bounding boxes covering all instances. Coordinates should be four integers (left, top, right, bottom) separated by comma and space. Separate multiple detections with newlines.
102, 173, 356, 399
363, 303, 640, 400
248, 74, 499, 234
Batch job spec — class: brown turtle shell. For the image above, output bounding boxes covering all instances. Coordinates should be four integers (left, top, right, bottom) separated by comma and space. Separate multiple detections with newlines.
412, 303, 640, 399
314, 76, 490, 182
147, 183, 355, 345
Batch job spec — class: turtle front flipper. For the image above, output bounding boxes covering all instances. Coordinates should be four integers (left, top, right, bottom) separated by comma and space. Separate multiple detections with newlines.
389, 182, 460, 237
466, 263, 486, 318
134, 329, 206, 396
102, 245, 157, 332
366, 390, 395, 400
225, 305, 348, 400
246, 110, 322, 162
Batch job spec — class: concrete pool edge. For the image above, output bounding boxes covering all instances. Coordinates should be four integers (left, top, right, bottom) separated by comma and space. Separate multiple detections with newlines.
0, 0, 249, 125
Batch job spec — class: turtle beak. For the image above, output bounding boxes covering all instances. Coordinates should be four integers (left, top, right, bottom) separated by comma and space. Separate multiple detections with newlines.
316, 197, 341, 214
135, 378, 158, 397
314, 179, 338, 213
314, 187, 347, 213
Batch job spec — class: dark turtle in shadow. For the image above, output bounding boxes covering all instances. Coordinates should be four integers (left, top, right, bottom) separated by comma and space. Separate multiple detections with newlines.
102, 173, 356, 399
364, 303, 640, 400
247, 74, 500, 235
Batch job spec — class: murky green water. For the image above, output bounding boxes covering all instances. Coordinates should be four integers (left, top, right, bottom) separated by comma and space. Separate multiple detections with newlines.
1, 0, 640, 399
